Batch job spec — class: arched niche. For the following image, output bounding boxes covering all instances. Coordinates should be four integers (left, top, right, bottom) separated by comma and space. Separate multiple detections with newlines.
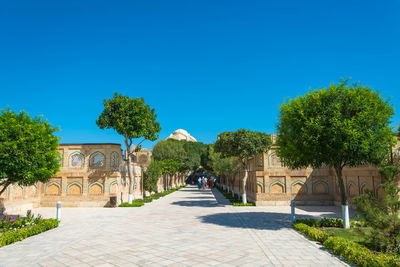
89, 183, 103, 195
67, 182, 82, 196
45, 182, 61, 196
312, 181, 329, 194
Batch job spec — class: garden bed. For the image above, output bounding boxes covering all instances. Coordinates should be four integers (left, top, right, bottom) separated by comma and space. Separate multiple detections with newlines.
0, 210, 59, 247
216, 185, 255, 206
119, 184, 187, 207
293, 218, 399, 266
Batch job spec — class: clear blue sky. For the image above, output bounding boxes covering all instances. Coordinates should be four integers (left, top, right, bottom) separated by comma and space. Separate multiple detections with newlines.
1, 0, 399, 148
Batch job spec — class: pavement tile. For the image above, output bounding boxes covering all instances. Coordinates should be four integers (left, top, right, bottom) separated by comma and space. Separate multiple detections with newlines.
0, 186, 349, 266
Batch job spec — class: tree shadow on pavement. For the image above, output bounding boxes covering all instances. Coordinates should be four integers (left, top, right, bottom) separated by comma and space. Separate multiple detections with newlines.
170, 200, 226, 207
295, 206, 356, 219
198, 211, 340, 230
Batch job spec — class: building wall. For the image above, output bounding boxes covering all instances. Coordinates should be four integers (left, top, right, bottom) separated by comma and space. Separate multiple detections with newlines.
219, 144, 394, 206
0, 143, 186, 213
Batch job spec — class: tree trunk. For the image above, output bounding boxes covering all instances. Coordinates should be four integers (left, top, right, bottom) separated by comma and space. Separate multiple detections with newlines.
242, 169, 248, 204
336, 167, 350, 228
0, 182, 10, 196
127, 155, 134, 204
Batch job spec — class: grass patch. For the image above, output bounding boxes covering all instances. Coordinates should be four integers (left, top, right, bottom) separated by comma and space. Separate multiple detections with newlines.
322, 227, 370, 244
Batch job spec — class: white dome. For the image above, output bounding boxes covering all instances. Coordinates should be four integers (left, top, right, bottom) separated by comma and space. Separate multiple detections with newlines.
173, 129, 189, 135
167, 129, 197, 142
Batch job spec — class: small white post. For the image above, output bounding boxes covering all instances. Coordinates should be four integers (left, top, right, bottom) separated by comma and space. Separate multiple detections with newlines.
56, 201, 61, 221
290, 200, 295, 223
342, 205, 350, 228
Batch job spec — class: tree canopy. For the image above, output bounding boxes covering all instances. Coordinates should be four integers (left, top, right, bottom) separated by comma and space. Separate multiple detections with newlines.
276, 80, 395, 170
161, 159, 179, 176
0, 108, 61, 195
96, 92, 161, 152
209, 145, 238, 176
143, 160, 163, 193
276, 79, 395, 227
152, 139, 187, 170
214, 129, 272, 167
152, 139, 210, 173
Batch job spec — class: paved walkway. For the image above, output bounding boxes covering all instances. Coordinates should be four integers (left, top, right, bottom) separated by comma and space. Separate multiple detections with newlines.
0, 186, 348, 266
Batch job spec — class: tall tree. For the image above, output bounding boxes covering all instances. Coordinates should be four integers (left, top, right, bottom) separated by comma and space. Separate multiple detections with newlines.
0, 108, 61, 196
276, 79, 395, 228
209, 144, 238, 190
215, 129, 272, 204
96, 93, 161, 203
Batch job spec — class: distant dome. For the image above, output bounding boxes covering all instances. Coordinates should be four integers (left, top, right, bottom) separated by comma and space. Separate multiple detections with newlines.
173, 129, 189, 135
167, 129, 197, 142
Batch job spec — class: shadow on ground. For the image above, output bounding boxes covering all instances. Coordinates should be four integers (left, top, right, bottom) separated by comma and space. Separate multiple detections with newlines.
171, 200, 226, 207
296, 206, 356, 219
198, 211, 343, 230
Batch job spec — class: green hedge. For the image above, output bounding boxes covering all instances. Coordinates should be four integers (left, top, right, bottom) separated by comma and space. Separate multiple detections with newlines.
119, 185, 187, 207
232, 202, 256, 206
0, 219, 59, 247
293, 222, 399, 266
294, 217, 362, 228
293, 222, 330, 243
119, 201, 144, 207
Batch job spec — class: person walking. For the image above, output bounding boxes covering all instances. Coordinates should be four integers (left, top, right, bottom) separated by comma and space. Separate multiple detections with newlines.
197, 176, 202, 189
201, 176, 206, 190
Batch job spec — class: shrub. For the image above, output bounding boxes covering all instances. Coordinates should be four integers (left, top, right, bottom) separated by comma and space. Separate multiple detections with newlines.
293, 222, 400, 266
293, 223, 329, 243
232, 202, 255, 206
119, 201, 144, 207
324, 237, 399, 267
294, 217, 362, 228
1, 210, 45, 233
355, 166, 400, 251
294, 218, 319, 227
319, 218, 343, 227
0, 219, 59, 247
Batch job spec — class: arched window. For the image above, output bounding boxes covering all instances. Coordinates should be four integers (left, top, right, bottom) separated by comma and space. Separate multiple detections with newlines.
110, 151, 119, 168
70, 153, 84, 167
90, 152, 105, 167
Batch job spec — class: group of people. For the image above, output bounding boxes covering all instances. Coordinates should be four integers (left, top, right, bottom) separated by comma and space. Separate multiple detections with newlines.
197, 176, 216, 190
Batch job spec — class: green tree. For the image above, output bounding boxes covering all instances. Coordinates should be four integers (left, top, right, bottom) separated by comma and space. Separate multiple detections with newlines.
276, 79, 395, 228
0, 108, 61, 196
143, 160, 162, 193
96, 93, 161, 203
355, 166, 400, 250
152, 139, 187, 169
161, 159, 179, 190
182, 141, 209, 172
209, 145, 238, 191
214, 129, 272, 204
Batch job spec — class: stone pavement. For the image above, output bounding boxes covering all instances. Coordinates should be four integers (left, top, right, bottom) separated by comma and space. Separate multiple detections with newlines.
0, 185, 349, 266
